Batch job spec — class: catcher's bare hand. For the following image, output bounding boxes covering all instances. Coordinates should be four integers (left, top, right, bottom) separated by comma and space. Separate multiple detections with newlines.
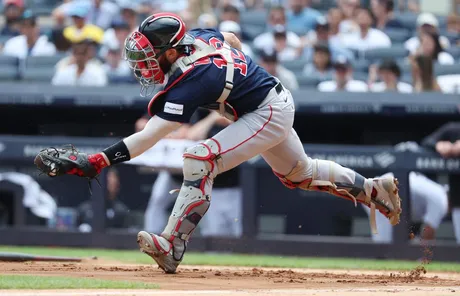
34, 145, 100, 179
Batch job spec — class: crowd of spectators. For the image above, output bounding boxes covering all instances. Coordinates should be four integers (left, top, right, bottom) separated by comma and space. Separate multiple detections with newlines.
0, 0, 459, 92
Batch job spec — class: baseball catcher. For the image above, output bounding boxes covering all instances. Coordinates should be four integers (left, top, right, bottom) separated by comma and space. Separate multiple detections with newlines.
35, 13, 402, 274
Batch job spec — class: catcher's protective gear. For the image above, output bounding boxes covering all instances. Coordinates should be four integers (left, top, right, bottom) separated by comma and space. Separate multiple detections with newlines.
34, 145, 104, 179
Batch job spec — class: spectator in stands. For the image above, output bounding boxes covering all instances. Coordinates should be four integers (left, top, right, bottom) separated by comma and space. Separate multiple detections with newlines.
219, 5, 250, 41
254, 6, 301, 60
2, 10, 56, 59
258, 47, 299, 91
421, 122, 460, 244
100, 19, 131, 59
410, 55, 441, 92
317, 55, 368, 92
286, 0, 321, 35
54, 0, 119, 31
0, 0, 24, 37
103, 46, 131, 81
77, 168, 129, 231
218, 21, 254, 59
327, 7, 344, 40
370, 0, 404, 30
302, 16, 354, 62
63, 6, 104, 45
368, 59, 413, 93
342, 8, 391, 51
197, 13, 218, 29
405, 12, 451, 55
52, 40, 107, 86
303, 44, 334, 80
337, 0, 360, 34
417, 31, 455, 65
446, 14, 460, 37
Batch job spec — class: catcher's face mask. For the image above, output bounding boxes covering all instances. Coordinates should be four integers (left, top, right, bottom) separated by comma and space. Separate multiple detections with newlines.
123, 31, 167, 96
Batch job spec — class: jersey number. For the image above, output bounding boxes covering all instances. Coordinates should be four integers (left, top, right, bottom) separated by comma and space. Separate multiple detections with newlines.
194, 37, 248, 76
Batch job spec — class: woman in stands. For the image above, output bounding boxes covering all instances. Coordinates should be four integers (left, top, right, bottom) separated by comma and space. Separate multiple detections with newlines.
410, 55, 441, 92
418, 31, 455, 65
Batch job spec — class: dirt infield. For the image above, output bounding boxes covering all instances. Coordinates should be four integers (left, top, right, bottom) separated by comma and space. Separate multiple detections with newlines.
1, 260, 460, 296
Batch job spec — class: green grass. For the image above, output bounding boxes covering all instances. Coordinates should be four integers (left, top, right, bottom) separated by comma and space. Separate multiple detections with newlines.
0, 245, 460, 272
0, 275, 158, 289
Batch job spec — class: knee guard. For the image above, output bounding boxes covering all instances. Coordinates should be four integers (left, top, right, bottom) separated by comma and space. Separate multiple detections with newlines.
161, 139, 221, 260
273, 158, 371, 206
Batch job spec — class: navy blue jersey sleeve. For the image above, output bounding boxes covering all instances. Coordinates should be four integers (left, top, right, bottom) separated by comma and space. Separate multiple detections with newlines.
188, 28, 224, 43
155, 79, 212, 123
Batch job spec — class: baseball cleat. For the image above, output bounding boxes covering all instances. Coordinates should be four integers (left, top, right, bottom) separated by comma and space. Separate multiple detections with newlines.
371, 177, 402, 225
137, 231, 181, 274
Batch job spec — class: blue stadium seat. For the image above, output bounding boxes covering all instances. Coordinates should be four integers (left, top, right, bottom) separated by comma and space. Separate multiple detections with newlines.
25, 55, 66, 68
0, 35, 11, 45
384, 28, 411, 43
353, 72, 368, 82
393, 12, 418, 31
362, 45, 409, 63
352, 59, 370, 73
297, 75, 320, 87
244, 24, 266, 40
0, 66, 19, 81
21, 67, 55, 82
240, 10, 268, 28
434, 64, 460, 76
446, 47, 460, 59
282, 59, 309, 72
0, 55, 18, 66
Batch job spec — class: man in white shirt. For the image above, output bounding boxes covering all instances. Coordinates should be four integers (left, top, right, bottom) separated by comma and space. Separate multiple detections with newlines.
405, 12, 451, 55
258, 48, 299, 92
342, 8, 391, 51
218, 21, 254, 59
318, 55, 368, 92
52, 40, 107, 86
254, 6, 301, 61
2, 10, 56, 59
369, 59, 413, 93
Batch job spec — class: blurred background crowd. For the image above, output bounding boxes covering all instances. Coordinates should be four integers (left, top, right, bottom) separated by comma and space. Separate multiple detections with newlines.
0, 0, 460, 249
0, 0, 459, 92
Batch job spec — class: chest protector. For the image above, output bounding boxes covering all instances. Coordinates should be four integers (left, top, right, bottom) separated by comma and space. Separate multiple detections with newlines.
170, 38, 237, 121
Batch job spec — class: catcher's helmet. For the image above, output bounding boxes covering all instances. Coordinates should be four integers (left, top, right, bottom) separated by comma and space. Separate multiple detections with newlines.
124, 13, 195, 96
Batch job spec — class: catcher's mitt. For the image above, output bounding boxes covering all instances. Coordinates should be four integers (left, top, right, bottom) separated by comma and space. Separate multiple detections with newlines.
34, 145, 100, 179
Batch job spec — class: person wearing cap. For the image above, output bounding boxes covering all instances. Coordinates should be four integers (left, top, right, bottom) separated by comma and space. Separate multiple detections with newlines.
218, 20, 254, 59
100, 18, 131, 60
254, 6, 301, 61
2, 10, 56, 59
371, 0, 404, 30
342, 8, 391, 51
52, 40, 107, 87
302, 16, 354, 63
286, 0, 321, 34
368, 59, 413, 93
303, 44, 335, 80
0, 0, 25, 37
404, 12, 451, 55
258, 47, 299, 91
417, 31, 454, 65
317, 55, 368, 92
63, 5, 104, 45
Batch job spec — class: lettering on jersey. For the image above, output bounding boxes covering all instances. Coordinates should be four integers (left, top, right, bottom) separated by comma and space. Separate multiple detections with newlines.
205, 37, 248, 76
164, 102, 184, 115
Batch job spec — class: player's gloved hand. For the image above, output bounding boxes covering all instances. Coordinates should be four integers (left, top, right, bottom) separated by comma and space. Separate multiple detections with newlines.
34, 144, 105, 179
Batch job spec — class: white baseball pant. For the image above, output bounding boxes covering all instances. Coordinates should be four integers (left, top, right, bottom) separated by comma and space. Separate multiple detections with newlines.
363, 172, 448, 243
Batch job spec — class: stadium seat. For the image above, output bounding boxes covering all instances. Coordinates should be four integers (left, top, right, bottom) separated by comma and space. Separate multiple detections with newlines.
240, 10, 268, 27
393, 12, 418, 31
362, 45, 409, 63
0, 55, 18, 66
21, 67, 55, 82
25, 55, 66, 68
446, 46, 460, 59
297, 75, 320, 87
352, 59, 370, 73
353, 72, 368, 82
282, 59, 309, 72
384, 28, 411, 43
243, 24, 266, 41
434, 64, 460, 76
0, 35, 11, 45
0, 66, 19, 81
